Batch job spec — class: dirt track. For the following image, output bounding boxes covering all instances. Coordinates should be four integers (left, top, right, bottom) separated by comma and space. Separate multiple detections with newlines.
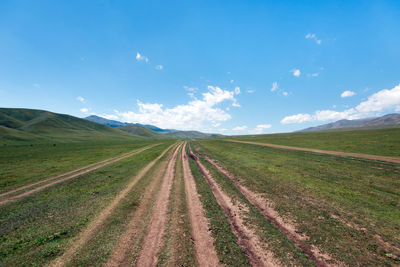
106, 144, 175, 267
190, 147, 279, 267
204, 155, 333, 267
226, 139, 400, 164
50, 143, 175, 267
135, 143, 182, 266
0, 144, 158, 206
181, 143, 221, 267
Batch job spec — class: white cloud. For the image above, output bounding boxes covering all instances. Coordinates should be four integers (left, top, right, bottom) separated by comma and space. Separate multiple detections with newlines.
271, 82, 278, 92
184, 86, 198, 92
101, 86, 240, 131
246, 89, 255, 94
305, 33, 322, 45
281, 84, 400, 124
80, 108, 89, 113
291, 69, 301, 77
136, 52, 149, 63
341, 90, 356, 98
233, 125, 247, 131
282, 91, 289, 96
234, 86, 241, 95
77, 96, 85, 103
33, 83, 40, 88
155, 65, 163, 70
249, 124, 272, 134
230, 79, 234, 84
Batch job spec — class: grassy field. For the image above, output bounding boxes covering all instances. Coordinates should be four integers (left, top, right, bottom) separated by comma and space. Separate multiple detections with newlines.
232, 127, 400, 157
0, 143, 171, 266
193, 139, 400, 265
1, 125, 399, 266
0, 141, 166, 194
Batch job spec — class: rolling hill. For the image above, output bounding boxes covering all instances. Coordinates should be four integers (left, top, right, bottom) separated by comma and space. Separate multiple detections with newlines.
301, 113, 400, 132
0, 108, 146, 144
119, 124, 171, 139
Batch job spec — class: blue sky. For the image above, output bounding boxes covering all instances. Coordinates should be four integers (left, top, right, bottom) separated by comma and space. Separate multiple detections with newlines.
1, 0, 400, 134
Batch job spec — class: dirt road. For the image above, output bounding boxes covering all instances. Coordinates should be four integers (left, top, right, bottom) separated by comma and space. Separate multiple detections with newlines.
190, 147, 279, 267
225, 139, 400, 164
135, 143, 182, 266
50, 143, 175, 267
181, 143, 221, 267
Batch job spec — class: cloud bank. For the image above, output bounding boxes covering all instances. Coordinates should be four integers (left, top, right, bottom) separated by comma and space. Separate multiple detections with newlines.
281, 84, 400, 124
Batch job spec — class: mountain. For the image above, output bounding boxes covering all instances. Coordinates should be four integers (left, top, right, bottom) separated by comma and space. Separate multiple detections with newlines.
301, 113, 400, 132
165, 130, 223, 139
119, 124, 171, 139
85, 115, 222, 139
0, 108, 145, 143
85, 115, 130, 127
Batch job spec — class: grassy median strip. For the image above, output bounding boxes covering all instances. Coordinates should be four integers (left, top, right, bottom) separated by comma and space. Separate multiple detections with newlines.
187, 146, 249, 266
195, 140, 400, 265
0, 143, 170, 266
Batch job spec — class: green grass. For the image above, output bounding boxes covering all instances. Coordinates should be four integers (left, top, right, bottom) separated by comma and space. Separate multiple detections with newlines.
0, 140, 168, 194
194, 140, 400, 265
232, 127, 400, 157
0, 143, 170, 266
187, 145, 250, 266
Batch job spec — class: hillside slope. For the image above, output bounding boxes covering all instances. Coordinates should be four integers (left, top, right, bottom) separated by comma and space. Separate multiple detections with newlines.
301, 113, 400, 132
119, 124, 171, 139
0, 108, 144, 144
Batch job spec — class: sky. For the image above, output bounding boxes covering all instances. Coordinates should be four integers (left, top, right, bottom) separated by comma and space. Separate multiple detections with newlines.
1, 0, 400, 135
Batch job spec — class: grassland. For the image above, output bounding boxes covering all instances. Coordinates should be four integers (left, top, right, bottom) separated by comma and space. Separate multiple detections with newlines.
232, 127, 400, 157
0, 143, 171, 266
0, 141, 166, 194
193, 139, 400, 265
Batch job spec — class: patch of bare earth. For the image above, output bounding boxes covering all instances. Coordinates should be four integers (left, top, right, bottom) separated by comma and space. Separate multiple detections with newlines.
135, 143, 183, 267
226, 139, 400, 165
106, 145, 175, 267
203, 155, 335, 267
190, 147, 280, 267
0, 144, 158, 205
181, 143, 221, 267
49, 143, 175, 267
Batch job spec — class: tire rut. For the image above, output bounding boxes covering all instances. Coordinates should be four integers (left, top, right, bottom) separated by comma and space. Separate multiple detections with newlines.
0, 144, 159, 205
181, 143, 221, 267
135, 143, 183, 267
189, 146, 279, 267
106, 144, 175, 267
203, 154, 334, 267
49, 143, 175, 267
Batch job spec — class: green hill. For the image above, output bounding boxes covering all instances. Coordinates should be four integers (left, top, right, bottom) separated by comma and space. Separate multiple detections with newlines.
119, 124, 171, 139
0, 108, 145, 144
165, 130, 223, 139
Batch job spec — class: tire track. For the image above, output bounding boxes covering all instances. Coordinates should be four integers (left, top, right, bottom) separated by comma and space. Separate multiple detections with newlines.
181, 143, 221, 267
106, 144, 174, 267
202, 154, 333, 266
189, 146, 279, 267
225, 139, 400, 164
135, 143, 182, 267
50, 143, 176, 267
0, 144, 158, 205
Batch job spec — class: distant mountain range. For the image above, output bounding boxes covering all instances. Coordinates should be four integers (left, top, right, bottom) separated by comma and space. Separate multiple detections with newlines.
301, 113, 400, 132
85, 115, 222, 139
